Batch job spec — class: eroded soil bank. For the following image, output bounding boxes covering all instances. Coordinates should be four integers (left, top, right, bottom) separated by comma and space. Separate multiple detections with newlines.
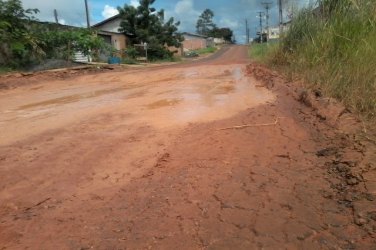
0, 46, 375, 249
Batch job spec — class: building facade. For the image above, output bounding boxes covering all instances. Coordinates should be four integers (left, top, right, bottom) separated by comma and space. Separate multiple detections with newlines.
92, 14, 128, 52
182, 32, 209, 51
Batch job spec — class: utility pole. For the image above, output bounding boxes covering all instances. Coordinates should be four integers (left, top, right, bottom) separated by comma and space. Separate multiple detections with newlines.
245, 19, 250, 44
262, 2, 272, 42
84, 0, 91, 28
278, 0, 283, 36
54, 9, 59, 24
257, 11, 264, 43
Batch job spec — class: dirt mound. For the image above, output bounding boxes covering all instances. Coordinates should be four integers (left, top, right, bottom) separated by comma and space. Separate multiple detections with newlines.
247, 62, 376, 238
0, 65, 117, 91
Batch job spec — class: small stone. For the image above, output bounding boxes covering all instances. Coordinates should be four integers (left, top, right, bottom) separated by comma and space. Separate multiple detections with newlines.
366, 193, 375, 201
322, 191, 333, 199
347, 178, 359, 185
316, 148, 338, 157
368, 212, 376, 221
344, 193, 353, 202
354, 217, 367, 226
336, 163, 350, 173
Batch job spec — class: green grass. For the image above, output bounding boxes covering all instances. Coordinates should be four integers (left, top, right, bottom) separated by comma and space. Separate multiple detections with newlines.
121, 58, 139, 65
249, 42, 279, 63
0, 66, 13, 74
193, 47, 217, 55
152, 56, 182, 64
269, 0, 376, 120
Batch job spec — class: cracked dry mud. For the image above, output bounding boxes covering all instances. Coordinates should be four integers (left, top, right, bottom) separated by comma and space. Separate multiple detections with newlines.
0, 46, 375, 249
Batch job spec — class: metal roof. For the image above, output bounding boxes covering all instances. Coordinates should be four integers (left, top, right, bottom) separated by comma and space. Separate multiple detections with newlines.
92, 14, 121, 28
182, 32, 208, 39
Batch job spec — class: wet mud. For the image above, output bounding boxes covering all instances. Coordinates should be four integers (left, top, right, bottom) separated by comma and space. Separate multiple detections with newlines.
0, 46, 375, 249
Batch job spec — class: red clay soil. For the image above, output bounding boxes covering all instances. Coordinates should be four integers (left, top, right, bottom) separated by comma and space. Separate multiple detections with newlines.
0, 46, 375, 249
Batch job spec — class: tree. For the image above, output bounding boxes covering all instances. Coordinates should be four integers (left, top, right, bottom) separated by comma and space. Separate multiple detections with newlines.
118, 0, 183, 60
0, 0, 43, 66
196, 9, 234, 42
0, 0, 106, 67
209, 27, 233, 42
37, 28, 107, 61
196, 9, 216, 36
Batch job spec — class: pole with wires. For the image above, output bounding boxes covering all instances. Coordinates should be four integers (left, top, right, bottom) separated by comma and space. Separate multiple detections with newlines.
261, 2, 272, 42
245, 19, 250, 44
278, 0, 283, 36
257, 11, 264, 43
84, 0, 91, 28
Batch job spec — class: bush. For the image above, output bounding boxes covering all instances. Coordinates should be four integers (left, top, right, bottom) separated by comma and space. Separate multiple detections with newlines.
249, 42, 278, 63
125, 47, 138, 59
0, 0, 43, 67
38, 29, 107, 61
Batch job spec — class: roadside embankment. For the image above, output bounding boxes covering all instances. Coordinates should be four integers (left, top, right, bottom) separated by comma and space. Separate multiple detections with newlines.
250, 0, 376, 122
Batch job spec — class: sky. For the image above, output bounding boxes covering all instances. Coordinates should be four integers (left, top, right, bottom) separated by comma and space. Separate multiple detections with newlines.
20, 0, 312, 44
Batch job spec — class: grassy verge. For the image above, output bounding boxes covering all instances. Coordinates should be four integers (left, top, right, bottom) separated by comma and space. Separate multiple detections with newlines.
151, 56, 182, 64
249, 42, 278, 63
266, 0, 376, 120
121, 58, 139, 65
193, 47, 217, 55
0, 66, 13, 75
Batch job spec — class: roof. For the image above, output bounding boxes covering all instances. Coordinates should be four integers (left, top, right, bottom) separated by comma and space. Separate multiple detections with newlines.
92, 14, 121, 28
182, 32, 208, 39
30, 20, 81, 29
97, 30, 126, 36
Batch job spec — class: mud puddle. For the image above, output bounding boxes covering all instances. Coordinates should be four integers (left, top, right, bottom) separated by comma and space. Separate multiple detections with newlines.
141, 65, 275, 127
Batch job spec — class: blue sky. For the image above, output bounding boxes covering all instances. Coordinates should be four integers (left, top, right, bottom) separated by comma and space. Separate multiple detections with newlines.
21, 0, 311, 43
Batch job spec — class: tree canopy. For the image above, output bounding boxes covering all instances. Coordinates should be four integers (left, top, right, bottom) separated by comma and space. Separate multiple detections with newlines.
0, 0, 106, 68
118, 0, 183, 60
210, 27, 233, 42
196, 9, 234, 42
196, 9, 216, 36
0, 0, 43, 66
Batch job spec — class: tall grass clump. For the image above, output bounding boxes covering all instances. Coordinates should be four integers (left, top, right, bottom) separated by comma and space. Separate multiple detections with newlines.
249, 42, 279, 63
273, 0, 376, 119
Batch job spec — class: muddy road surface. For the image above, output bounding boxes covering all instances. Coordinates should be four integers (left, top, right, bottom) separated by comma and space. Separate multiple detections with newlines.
0, 46, 375, 249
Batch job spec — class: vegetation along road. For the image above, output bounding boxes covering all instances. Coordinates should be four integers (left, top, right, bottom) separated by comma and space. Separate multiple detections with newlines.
0, 45, 375, 249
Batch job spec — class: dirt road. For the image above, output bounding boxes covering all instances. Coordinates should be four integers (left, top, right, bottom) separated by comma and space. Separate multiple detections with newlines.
0, 46, 375, 249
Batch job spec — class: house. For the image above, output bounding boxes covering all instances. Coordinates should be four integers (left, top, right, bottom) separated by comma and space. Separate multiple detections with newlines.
182, 32, 209, 51
262, 21, 292, 41
92, 14, 128, 52
268, 27, 280, 40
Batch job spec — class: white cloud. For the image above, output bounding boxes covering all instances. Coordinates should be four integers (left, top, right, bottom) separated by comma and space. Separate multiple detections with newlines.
175, 0, 196, 15
167, 0, 200, 32
219, 18, 239, 29
102, 5, 119, 19
59, 19, 66, 25
130, 0, 140, 8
